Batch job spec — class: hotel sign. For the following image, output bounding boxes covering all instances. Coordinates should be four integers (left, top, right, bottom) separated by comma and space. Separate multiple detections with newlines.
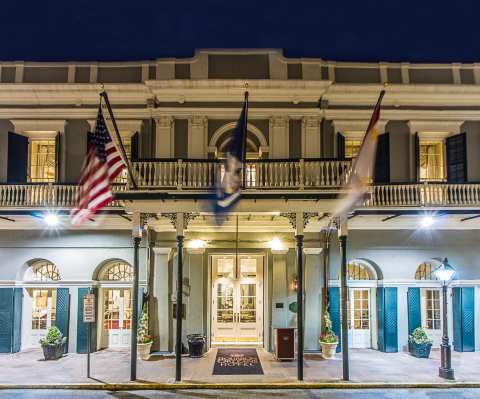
83, 293, 95, 323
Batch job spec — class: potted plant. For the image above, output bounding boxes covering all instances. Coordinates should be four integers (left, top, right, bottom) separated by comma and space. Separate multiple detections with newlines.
39, 326, 67, 360
319, 309, 338, 359
137, 309, 153, 360
409, 327, 433, 358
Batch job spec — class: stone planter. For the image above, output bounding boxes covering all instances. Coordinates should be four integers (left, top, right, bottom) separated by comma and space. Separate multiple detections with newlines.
137, 342, 153, 360
409, 342, 432, 358
320, 341, 338, 359
42, 342, 65, 360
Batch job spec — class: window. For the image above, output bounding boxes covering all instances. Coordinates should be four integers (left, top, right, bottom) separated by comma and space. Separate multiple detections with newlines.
424, 289, 441, 330
29, 139, 56, 182
419, 140, 445, 181
415, 262, 438, 280
28, 261, 61, 282
348, 261, 371, 280
114, 137, 131, 184
104, 262, 133, 281
345, 139, 362, 159
32, 289, 56, 330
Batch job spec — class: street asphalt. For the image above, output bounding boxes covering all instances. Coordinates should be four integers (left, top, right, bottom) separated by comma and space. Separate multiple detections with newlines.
0, 389, 479, 398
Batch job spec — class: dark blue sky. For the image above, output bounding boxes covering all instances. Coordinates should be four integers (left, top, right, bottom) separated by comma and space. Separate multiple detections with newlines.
3, 0, 478, 62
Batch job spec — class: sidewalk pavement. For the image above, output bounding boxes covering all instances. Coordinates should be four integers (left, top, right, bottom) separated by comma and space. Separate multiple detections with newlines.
0, 347, 478, 386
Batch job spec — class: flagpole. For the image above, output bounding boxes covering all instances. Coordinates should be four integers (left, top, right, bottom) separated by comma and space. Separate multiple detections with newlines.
99, 89, 138, 190
242, 86, 249, 189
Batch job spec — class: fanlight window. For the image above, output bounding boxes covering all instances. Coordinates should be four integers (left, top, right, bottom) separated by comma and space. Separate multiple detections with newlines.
415, 262, 438, 280
347, 262, 372, 280
104, 262, 133, 281
28, 261, 61, 282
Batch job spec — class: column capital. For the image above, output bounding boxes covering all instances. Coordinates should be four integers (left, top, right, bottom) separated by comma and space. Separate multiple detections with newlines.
304, 248, 322, 255
155, 115, 174, 127
189, 115, 207, 127
302, 115, 321, 128
152, 247, 171, 255
271, 248, 289, 255
269, 115, 288, 128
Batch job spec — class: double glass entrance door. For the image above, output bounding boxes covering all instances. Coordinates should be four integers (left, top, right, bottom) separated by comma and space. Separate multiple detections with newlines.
212, 255, 263, 345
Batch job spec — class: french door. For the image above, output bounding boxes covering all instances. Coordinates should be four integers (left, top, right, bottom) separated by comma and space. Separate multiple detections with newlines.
348, 288, 371, 348
211, 255, 263, 345
30, 289, 57, 348
103, 288, 132, 348
421, 288, 442, 346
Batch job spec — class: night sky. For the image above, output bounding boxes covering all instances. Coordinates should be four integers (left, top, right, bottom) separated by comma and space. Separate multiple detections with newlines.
3, 1, 479, 63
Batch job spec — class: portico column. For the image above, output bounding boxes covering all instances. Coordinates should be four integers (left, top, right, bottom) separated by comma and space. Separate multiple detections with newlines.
295, 212, 304, 381
175, 213, 185, 382
151, 247, 172, 352
338, 217, 349, 381
155, 116, 174, 158
130, 212, 142, 381
321, 230, 331, 334
302, 116, 321, 158
269, 116, 289, 158
188, 116, 207, 158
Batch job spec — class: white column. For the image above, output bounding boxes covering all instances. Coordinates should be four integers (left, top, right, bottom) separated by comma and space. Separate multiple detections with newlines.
152, 247, 172, 352
186, 247, 205, 338
397, 285, 409, 351
302, 116, 321, 158
304, 248, 322, 351
269, 116, 289, 159
155, 116, 174, 158
271, 249, 288, 351
188, 116, 207, 158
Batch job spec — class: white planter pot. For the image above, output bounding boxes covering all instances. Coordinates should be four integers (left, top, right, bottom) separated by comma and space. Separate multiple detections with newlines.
320, 341, 338, 359
137, 342, 153, 360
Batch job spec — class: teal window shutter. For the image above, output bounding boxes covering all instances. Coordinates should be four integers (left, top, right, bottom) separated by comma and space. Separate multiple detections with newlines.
407, 288, 421, 335
384, 287, 398, 352
377, 287, 398, 352
453, 287, 462, 351
77, 288, 88, 353
377, 287, 385, 351
0, 289, 14, 353
12, 288, 22, 353
55, 288, 70, 353
328, 287, 341, 353
453, 287, 475, 352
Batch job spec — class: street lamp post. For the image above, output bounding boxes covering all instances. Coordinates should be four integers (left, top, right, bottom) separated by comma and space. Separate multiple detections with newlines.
434, 258, 456, 380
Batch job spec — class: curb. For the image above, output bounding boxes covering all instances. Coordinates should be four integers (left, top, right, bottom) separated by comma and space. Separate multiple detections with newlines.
0, 382, 479, 390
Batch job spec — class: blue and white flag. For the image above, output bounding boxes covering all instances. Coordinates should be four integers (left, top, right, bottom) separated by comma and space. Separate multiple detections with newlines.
214, 92, 249, 221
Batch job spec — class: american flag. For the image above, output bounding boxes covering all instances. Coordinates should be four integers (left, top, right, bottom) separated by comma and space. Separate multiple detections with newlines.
70, 106, 125, 226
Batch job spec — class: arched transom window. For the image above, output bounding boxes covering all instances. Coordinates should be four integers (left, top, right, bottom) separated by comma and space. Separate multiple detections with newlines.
347, 261, 372, 280
415, 262, 438, 280
26, 261, 61, 282
103, 262, 133, 282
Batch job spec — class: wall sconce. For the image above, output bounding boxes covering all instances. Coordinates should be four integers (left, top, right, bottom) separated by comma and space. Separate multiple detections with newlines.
188, 239, 206, 249
292, 276, 298, 292
268, 237, 284, 251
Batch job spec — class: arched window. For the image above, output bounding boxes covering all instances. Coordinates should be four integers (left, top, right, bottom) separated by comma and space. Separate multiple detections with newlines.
102, 262, 133, 282
348, 261, 372, 280
415, 262, 438, 280
26, 261, 61, 282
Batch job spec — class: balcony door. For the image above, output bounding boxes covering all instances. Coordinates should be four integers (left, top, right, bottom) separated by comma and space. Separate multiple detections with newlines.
211, 255, 263, 346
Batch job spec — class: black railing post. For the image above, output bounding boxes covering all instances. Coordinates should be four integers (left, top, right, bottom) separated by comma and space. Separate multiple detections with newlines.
338, 218, 349, 381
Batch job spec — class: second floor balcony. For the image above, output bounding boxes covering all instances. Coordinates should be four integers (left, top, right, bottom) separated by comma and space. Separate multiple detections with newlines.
1, 159, 480, 210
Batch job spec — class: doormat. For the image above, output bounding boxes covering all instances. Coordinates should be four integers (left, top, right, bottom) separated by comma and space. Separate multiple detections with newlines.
213, 348, 264, 375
